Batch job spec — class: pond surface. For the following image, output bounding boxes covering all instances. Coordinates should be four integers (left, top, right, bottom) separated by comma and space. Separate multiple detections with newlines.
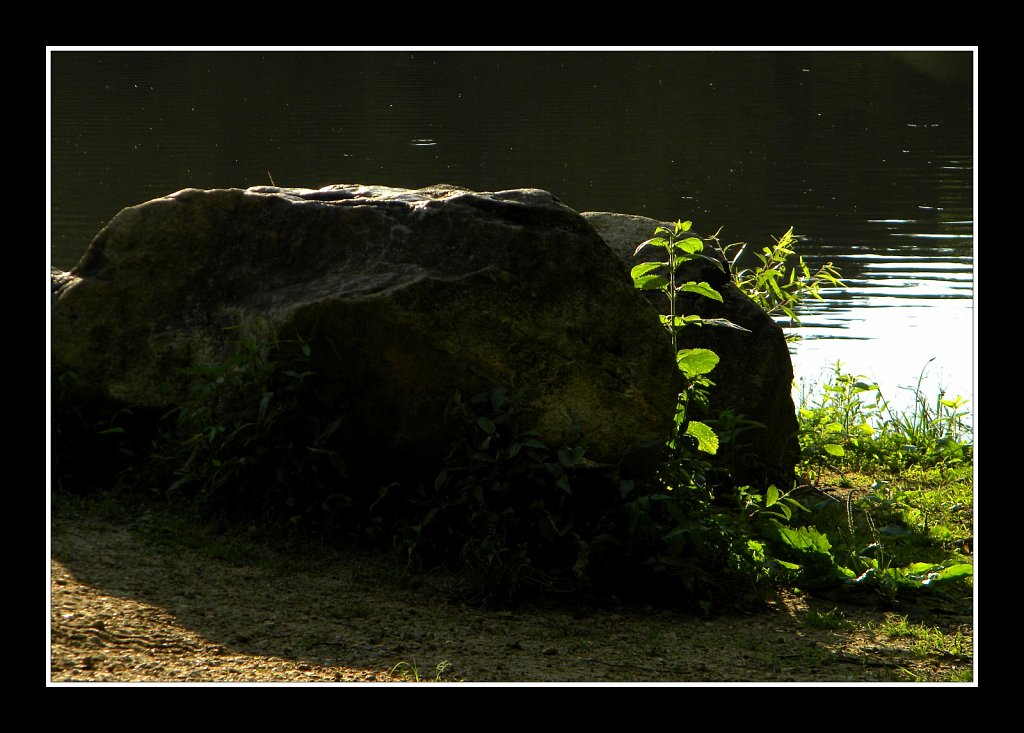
48, 50, 975, 417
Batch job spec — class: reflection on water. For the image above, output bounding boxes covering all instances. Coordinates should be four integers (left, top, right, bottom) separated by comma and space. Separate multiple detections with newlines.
48, 50, 975, 415
788, 242, 973, 418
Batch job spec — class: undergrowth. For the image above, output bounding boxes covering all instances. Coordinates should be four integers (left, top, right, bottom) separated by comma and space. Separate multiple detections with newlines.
785, 359, 974, 607
51, 221, 974, 618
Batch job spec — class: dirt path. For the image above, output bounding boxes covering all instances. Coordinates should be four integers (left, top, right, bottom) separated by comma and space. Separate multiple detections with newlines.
49, 498, 974, 684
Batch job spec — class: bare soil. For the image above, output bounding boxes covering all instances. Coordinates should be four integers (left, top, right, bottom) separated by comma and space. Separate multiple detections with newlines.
49, 495, 973, 684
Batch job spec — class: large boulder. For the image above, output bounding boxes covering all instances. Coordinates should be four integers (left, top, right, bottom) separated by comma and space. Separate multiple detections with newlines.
52, 185, 683, 482
582, 212, 800, 488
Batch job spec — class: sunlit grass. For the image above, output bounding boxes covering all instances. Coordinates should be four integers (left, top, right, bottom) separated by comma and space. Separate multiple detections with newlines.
875, 614, 971, 659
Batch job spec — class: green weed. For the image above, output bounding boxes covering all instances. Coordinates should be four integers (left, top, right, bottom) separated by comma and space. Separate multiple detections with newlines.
798, 361, 972, 478
145, 323, 362, 532
625, 222, 775, 609
390, 658, 453, 683
719, 226, 843, 338
876, 360, 972, 473
797, 366, 884, 481
875, 614, 971, 658
938, 667, 974, 683
632, 219, 737, 458
389, 384, 620, 606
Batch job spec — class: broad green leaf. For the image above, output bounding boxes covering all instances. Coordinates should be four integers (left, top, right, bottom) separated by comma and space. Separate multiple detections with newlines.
634, 274, 669, 291
677, 281, 724, 302
765, 522, 858, 586
228, 421, 256, 440
663, 314, 705, 328
766, 484, 780, 507
928, 563, 973, 584
685, 420, 719, 454
477, 416, 496, 435
258, 392, 273, 421
783, 496, 810, 514
676, 237, 704, 254
283, 369, 313, 379
768, 521, 833, 555
748, 540, 766, 561
676, 348, 719, 378
823, 444, 845, 457
630, 261, 664, 279
557, 445, 586, 467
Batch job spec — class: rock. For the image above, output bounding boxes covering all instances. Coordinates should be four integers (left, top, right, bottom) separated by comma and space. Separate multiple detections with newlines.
582, 211, 800, 488
52, 184, 682, 482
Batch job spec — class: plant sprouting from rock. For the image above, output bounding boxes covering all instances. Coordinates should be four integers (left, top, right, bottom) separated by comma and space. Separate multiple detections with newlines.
718, 227, 844, 338
631, 220, 743, 456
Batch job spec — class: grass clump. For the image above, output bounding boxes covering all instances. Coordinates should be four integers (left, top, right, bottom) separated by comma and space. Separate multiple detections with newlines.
875, 614, 971, 658
784, 359, 974, 606
390, 658, 456, 683
797, 359, 972, 480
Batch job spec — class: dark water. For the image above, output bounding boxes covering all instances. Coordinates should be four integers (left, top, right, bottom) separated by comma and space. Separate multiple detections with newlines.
48, 50, 975, 413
